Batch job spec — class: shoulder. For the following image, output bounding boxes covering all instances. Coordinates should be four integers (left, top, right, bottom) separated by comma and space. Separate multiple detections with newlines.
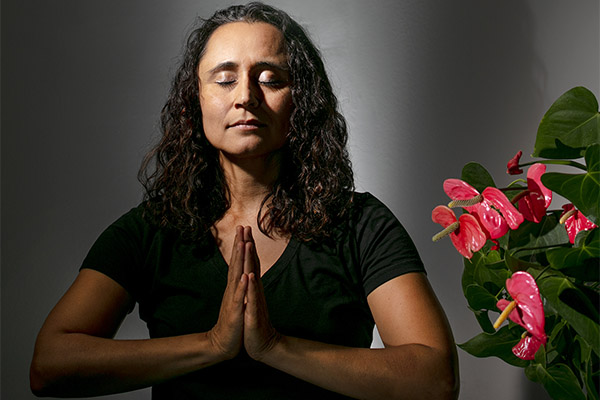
346, 192, 403, 234
105, 203, 161, 239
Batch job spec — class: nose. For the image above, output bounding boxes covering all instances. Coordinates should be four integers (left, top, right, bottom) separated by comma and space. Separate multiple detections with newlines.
235, 76, 261, 109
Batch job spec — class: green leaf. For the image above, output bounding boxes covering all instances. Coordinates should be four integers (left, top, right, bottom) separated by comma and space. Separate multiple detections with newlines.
463, 251, 509, 296
534, 340, 547, 366
469, 308, 496, 333
461, 162, 496, 192
525, 363, 586, 400
458, 325, 529, 367
547, 318, 568, 364
541, 143, 600, 225
534, 271, 600, 357
575, 335, 593, 365
465, 284, 498, 310
546, 229, 600, 280
509, 212, 570, 256
533, 86, 600, 159
583, 357, 599, 400
505, 251, 545, 273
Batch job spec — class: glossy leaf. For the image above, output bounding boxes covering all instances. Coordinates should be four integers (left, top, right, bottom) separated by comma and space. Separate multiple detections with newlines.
508, 212, 569, 261
535, 271, 600, 356
583, 357, 599, 400
525, 363, 586, 400
546, 229, 599, 280
458, 325, 529, 367
575, 335, 593, 366
470, 308, 495, 334
465, 284, 498, 310
533, 86, 600, 159
504, 251, 544, 273
461, 162, 496, 192
542, 143, 600, 224
463, 251, 508, 295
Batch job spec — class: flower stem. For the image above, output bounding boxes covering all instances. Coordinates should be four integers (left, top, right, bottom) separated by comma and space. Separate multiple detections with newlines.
432, 222, 459, 242
519, 159, 587, 171
493, 300, 517, 329
511, 243, 571, 254
510, 190, 530, 204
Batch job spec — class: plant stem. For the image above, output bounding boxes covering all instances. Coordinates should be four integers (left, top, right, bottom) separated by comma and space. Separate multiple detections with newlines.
535, 265, 552, 281
512, 243, 571, 254
519, 159, 587, 171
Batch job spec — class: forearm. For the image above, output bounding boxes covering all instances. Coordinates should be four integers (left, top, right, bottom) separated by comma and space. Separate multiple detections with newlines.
260, 335, 459, 400
30, 331, 225, 397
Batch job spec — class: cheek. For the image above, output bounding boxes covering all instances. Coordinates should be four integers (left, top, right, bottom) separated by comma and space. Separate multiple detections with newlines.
200, 93, 227, 125
271, 92, 294, 124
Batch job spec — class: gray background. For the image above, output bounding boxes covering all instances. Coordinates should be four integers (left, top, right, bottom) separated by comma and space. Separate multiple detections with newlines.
2, 0, 599, 399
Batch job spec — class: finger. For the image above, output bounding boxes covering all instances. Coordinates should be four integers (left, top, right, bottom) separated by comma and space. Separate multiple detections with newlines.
233, 273, 248, 310
227, 237, 245, 285
244, 241, 255, 275
246, 240, 261, 280
245, 272, 258, 325
243, 226, 252, 243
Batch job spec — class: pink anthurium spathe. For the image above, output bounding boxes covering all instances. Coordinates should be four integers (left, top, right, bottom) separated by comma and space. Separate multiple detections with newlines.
443, 179, 524, 239
560, 204, 598, 244
517, 163, 553, 223
494, 271, 546, 360
432, 205, 486, 259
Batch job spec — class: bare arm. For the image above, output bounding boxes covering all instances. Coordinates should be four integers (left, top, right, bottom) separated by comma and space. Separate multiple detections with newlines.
30, 228, 249, 397
243, 230, 459, 399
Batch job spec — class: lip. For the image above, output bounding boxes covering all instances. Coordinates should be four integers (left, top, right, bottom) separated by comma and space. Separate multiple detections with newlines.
227, 119, 266, 130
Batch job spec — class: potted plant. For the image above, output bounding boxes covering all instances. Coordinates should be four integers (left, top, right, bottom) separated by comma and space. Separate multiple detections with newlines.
431, 86, 599, 400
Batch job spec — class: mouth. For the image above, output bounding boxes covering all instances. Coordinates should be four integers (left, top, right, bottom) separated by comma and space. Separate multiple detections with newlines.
227, 119, 266, 130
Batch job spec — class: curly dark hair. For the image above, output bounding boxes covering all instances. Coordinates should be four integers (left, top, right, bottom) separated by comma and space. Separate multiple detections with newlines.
139, 2, 354, 242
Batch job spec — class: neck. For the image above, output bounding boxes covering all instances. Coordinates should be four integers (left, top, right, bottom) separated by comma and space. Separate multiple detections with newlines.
220, 151, 281, 216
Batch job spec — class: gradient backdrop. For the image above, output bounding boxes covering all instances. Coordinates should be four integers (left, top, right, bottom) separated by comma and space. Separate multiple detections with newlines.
2, 1, 599, 399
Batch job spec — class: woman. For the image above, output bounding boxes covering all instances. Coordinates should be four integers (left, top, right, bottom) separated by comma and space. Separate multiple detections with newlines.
30, 3, 459, 399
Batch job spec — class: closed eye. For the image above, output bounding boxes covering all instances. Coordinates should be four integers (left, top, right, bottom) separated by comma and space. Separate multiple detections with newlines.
216, 80, 236, 87
258, 79, 288, 89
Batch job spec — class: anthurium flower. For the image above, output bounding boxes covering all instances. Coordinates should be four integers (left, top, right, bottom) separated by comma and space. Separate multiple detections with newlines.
507, 150, 523, 175
443, 179, 524, 239
431, 205, 486, 259
560, 204, 598, 244
494, 271, 546, 360
517, 163, 553, 223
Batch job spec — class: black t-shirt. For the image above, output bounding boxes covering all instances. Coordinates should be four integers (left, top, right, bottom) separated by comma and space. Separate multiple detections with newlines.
81, 192, 425, 399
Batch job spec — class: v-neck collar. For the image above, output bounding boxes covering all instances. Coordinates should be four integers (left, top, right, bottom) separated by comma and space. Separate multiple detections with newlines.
209, 235, 300, 290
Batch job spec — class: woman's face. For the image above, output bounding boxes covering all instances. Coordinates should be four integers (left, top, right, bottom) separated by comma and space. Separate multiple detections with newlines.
197, 22, 293, 160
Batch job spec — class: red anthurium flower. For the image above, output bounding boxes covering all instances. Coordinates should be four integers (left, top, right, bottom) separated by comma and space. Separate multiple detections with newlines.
517, 163, 553, 223
560, 204, 598, 244
507, 150, 523, 175
443, 179, 524, 239
432, 205, 486, 259
511, 334, 546, 360
495, 271, 546, 360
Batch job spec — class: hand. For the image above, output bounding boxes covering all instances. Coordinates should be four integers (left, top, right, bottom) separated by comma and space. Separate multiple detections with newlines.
207, 226, 248, 361
241, 227, 282, 361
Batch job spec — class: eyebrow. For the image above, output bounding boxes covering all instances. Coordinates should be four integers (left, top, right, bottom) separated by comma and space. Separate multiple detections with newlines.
207, 60, 289, 75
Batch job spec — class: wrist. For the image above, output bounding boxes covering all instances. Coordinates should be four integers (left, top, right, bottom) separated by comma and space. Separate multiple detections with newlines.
204, 330, 237, 363
253, 332, 285, 364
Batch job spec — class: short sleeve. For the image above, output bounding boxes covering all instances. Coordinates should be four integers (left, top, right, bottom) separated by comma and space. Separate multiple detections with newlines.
353, 193, 425, 296
80, 206, 146, 300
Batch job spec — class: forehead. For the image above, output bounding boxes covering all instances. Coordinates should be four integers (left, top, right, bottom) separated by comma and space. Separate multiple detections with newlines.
200, 22, 287, 68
